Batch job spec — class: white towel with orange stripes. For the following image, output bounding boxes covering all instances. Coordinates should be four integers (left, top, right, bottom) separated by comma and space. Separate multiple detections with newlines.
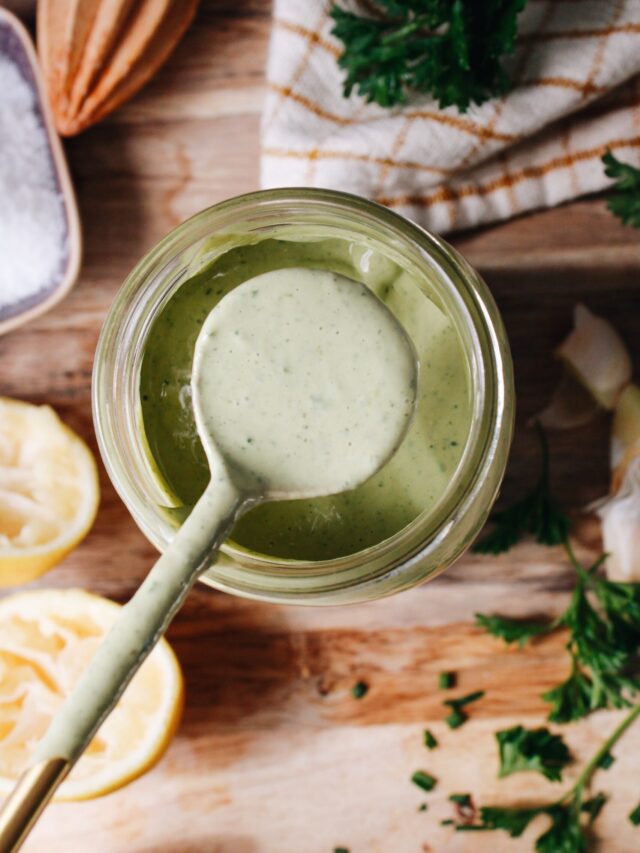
261, 1, 640, 232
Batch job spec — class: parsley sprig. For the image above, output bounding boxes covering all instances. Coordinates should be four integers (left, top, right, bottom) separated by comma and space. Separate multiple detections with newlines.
603, 151, 640, 228
474, 425, 640, 723
496, 725, 572, 782
477, 546, 640, 723
330, 1, 528, 111
454, 704, 640, 851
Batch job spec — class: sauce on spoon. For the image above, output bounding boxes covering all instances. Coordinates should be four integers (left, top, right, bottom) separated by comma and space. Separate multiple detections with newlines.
33, 267, 418, 766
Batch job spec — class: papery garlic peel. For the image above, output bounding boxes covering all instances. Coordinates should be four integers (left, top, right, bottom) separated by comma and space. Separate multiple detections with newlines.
598, 454, 640, 582
557, 304, 632, 410
611, 383, 640, 492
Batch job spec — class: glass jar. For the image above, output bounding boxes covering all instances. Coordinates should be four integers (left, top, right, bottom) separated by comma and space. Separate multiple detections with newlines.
93, 189, 514, 605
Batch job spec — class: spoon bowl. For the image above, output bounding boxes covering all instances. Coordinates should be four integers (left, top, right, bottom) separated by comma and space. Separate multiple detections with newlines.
193, 268, 419, 501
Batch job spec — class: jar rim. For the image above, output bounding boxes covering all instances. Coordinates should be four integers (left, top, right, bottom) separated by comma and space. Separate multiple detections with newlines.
93, 188, 514, 605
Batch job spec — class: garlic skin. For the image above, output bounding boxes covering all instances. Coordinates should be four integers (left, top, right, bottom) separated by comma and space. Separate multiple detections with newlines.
557, 304, 632, 410
611, 384, 640, 474
598, 455, 640, 582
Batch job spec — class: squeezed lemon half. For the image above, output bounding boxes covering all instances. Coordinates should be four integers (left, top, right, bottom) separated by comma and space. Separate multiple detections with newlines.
0, 397, 99, 586
0, 588, 184, 800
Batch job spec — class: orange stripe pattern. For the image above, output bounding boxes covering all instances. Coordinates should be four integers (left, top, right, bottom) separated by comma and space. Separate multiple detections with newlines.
263, 1, 640, 233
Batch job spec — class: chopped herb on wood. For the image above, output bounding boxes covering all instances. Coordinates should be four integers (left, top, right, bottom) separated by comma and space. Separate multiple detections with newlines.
597, 751, 615, 770
475, 613, 553, 647
444, 690, 485, 729
581, 793, 607, 824
629, 803, 640, 826
496, 725, 571, 782
351, 680, 369, 699
423, 729, 438, 749
438, 671, 455, 689
411, 770, 438, 792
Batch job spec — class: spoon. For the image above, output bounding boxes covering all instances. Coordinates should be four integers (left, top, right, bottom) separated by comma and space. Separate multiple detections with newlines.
0, 268, 418, 850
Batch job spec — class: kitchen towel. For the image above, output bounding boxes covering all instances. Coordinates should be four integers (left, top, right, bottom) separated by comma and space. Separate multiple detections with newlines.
261, 0, 640, 232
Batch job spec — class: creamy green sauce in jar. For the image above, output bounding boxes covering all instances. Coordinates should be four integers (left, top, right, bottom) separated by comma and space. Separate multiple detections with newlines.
140, 236, 472, 561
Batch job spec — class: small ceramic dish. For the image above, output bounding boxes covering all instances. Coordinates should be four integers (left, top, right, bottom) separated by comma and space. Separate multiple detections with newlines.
0, 8, 81, 336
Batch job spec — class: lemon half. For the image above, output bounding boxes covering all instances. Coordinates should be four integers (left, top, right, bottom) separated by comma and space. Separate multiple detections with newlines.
0, 589, 184, 800
0, 397, 99, 586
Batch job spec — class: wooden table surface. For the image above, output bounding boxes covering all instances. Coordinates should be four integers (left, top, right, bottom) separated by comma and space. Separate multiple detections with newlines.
3, 2, 640, 851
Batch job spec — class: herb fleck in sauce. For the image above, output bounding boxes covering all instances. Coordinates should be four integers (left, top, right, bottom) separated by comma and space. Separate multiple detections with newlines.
140, 237, 471, 560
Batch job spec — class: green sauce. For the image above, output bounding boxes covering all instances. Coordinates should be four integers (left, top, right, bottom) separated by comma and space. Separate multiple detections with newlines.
140, 236, 472, 561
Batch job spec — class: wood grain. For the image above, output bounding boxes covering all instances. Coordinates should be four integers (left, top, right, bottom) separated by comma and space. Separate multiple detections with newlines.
1, 1, 640, 850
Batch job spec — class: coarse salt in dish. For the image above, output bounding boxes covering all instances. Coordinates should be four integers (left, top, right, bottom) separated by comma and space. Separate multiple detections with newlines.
0, 8, 80, 334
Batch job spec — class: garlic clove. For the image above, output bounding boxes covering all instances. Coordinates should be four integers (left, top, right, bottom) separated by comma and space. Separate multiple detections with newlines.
556, 304, 632, 410
598, 455, 640, 582
611, 383, 640, 495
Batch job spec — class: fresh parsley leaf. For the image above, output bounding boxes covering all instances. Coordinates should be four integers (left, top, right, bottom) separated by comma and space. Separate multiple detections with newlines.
475, 613, 553, 647
589, 572, 640, 651
581, 793, 607, 824
535, 803, 586, 853
561, 577, 629, 675
629, 802, 640, 826
496, 725, 571, 782
351, 680, 369, 699
438, 671, 455, 689
603, 151, 640, 228
456, 802, 586, 851
330, 0, 528, 111
597, 751, 615, 770
411, 770, 437, 792
473, 423, 569, 555
444, 690, 484, 728
543, 659, 604, 724
423, 729, 438, 749
467, 805, 541, 837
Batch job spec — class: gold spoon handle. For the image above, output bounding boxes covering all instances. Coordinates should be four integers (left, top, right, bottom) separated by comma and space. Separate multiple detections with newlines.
0, 758, 70, 852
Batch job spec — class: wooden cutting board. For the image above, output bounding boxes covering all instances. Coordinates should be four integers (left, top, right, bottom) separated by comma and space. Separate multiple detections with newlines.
2, 2, 640, 851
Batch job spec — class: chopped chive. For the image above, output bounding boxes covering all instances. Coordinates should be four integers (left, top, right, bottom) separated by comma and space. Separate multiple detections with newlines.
449, 793, 472, 808
423, 729, 438, 750
445, 708, 467, 729
411, 770, 437, 792
439, 671, 455, 689
597, 751, 615, 770
418, 803, 428, 812
446, 690, 485, 707
630, 803, 640, 826
443, 691, 485, 728
334, 848, 350, 853
351, 681, 369, 700
440, 819, 454, 826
